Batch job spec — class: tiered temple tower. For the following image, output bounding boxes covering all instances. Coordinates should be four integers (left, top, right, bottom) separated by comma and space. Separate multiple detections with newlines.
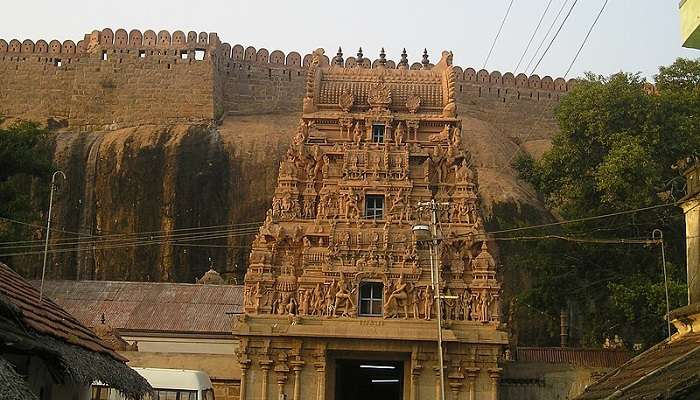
233, 48, 507, 400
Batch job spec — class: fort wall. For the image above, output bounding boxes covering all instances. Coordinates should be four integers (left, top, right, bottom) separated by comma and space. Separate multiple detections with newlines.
0, 28, 575, 129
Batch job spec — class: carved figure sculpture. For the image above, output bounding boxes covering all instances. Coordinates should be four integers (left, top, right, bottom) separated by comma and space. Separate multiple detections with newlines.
333, 273, 355, 317
384, 274, 409, 319
352, 122, 363, 145
311, 284, 324, 316
412, 288, 422, 319
293, 121, 309, 145
451, 126, 462, 149
429, 124, 451, 143
394, 122, 406, 145
430, 146, 449, 183
424, 285, 434, 320
344, 189, 361, 219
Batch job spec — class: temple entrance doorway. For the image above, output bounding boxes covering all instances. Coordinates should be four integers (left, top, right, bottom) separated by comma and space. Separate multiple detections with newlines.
334, 358, 404, 400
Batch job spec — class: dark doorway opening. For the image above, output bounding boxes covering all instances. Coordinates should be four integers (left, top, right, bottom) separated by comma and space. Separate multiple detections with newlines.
335, 359, 403, 400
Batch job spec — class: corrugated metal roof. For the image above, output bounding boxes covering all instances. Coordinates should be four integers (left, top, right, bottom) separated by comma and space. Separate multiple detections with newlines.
517, 347, 630, 368
0, 263, 125, 361
575, 333, 700, 399
34, 280, 244, 334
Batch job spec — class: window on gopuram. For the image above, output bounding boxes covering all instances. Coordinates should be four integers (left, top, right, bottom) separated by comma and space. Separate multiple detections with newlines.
359, 282, 384, 316
365, 195, 384, 219
372, 124, 385, 143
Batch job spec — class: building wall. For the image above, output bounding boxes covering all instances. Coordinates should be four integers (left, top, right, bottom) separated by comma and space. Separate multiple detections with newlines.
122, 350, 241, 400
0, 30, 217, 130
680, 0, 700, 49
123, 334, 238, 355
0, 30, 573, 131
501, 362, 610, 400
235, 334, 504, 400
682, 165, 700, 303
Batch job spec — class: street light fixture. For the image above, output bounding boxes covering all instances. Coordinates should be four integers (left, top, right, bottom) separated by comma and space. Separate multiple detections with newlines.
39, 170, 66, 302
414, 199, 448, 400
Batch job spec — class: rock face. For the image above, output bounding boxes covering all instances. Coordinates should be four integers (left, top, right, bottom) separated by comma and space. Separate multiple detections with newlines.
0, 29, 566, 283
21, 98, 556, 284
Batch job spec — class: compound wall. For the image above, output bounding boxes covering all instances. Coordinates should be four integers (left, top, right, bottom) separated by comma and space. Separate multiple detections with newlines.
0, 28, 575, 129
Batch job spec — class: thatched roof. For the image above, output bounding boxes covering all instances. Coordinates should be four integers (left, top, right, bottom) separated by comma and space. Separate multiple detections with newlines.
0, 262, 152, 400
0, 357, 38, 400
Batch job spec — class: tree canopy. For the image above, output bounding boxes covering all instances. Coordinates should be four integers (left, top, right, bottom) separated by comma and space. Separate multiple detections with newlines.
0, 119, 55, 253
511, 58, 700, 348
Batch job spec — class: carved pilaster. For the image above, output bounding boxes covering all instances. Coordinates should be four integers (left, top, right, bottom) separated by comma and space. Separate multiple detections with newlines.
410, 349, 423, 400
487, 368, 503, 400
290, 359, 305, 400
448, 368, 465, 400
259, 358, 273, 400
274, 353, 289, 400
433, 366, 442, 400
464, 368, 480, 400
314, 344, 327, 400
235, 338, 251, 400
238, 358, 251, 400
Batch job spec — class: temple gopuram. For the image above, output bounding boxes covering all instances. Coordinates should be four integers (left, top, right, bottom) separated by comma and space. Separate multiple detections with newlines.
232, 48, 507, 400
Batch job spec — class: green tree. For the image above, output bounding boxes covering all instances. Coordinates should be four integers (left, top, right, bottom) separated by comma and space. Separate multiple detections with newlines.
0, 119, 55, 260
512, 58, 700, 348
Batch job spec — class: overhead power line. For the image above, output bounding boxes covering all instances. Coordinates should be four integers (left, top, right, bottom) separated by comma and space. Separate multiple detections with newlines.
525, 0, 571, 73
514, 0, 555, 72
483, 0, 517, 69
530, 0, 579, 74
564, 0, 609, 78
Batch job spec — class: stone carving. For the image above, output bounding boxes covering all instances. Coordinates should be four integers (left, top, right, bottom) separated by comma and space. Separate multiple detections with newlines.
332, 272, 356, 317
241, 47, 499, 332
367, 81, 392, 110
383, 274, 411, 319
394, 122, 406, 146
429, 146, 449, 183
338, 88, 354, 112
406, 93, 421, 113
429, 124, 451, 143
352, 122, 363, 145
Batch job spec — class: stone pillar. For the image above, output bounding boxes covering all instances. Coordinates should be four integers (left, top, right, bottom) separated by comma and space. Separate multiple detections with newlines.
433, 366, 442, 400
275, 353, 289, 400
464, 368, 480, 400
259, 358, 273, 400
275, 372, 288, 400
448, 370, 464, 400
238, 359, 251, 400
314, 362, 326, 400
290, 360, 304, 400
487, 368, 503, 400
410, 361, 422, 400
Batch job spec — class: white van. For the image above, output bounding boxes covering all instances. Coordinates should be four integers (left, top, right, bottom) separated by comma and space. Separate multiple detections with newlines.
92, 367, 214, 400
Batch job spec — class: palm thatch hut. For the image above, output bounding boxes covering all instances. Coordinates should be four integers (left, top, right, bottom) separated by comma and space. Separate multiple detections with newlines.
0, 262, 152, 400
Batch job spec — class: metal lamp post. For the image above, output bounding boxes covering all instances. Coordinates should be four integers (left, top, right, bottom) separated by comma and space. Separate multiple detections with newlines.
652, 229, 672, 339
413, 199, 449, 400
39, 170, 66, 302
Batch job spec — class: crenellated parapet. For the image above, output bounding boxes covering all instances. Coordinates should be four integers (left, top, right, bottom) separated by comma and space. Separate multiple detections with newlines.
0, 28, 222, 66
0, 29, 577, 128
215, 44, 575, 94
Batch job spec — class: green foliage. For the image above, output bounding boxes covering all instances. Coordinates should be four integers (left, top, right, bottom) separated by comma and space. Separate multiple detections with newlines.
511, 58, 700, 348
0, 120, 55, 251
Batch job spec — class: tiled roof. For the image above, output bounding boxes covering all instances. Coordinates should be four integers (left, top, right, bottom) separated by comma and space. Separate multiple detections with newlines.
517, 347, 630, 368
35, 280, 244, 334
0, 262, 125, 362
575, 333, 700, 399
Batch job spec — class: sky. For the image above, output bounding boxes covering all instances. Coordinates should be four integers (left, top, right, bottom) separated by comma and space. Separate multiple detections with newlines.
1, 0, 697, 80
